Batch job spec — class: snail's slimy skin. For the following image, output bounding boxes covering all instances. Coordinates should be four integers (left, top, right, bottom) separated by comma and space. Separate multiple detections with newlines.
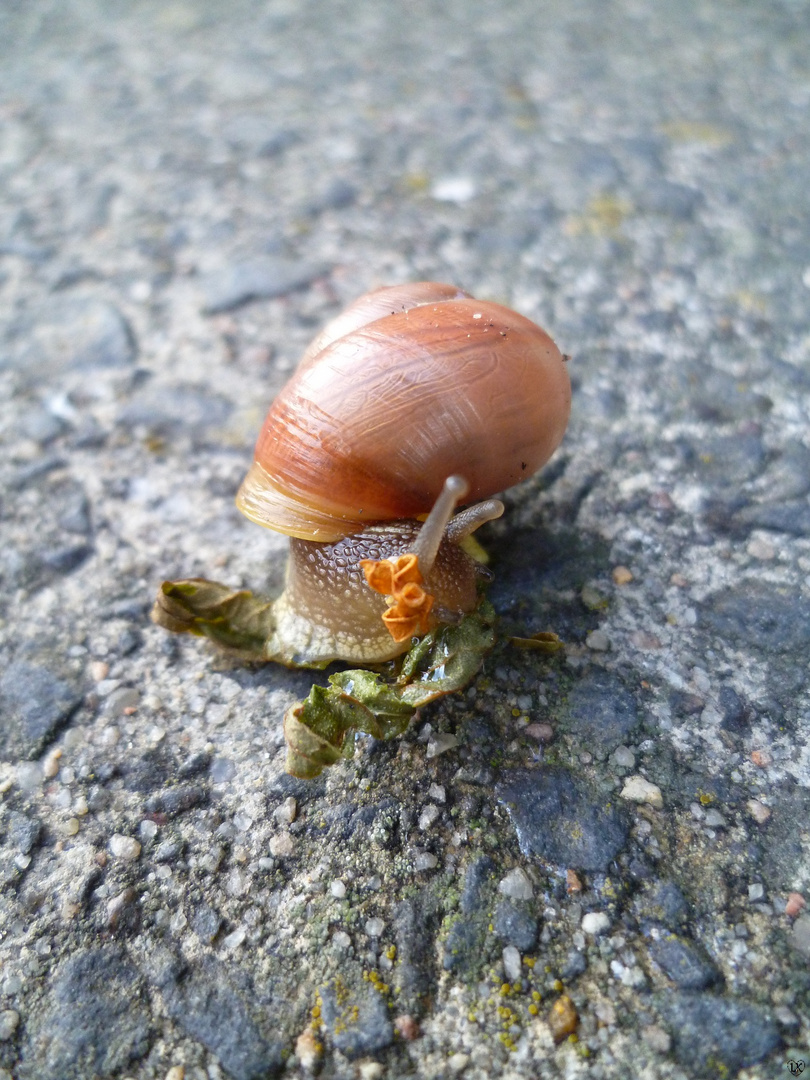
269, 520, 487, 666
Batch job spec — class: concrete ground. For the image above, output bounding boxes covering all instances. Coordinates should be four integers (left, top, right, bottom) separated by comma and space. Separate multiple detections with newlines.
1, 1, 809, 1078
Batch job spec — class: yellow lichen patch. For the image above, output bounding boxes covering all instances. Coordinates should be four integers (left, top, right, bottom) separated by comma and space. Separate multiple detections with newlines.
564, 194, 632, 237
659, 120, 733, 146
363, 969, 390, 996
360, 553, 434, 642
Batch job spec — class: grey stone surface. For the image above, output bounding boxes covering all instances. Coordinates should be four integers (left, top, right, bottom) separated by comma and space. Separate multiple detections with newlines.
0, 660, 84, 759
492, 900, 539, 952
496, 768, 630, 871
657, 992, 782, 1075
319, 983, 394, 1060
1, 1, 808, 1078
19, 947, 151, 1080
158, 957, 284, 1080
562, 668, 640, 758
648, 933, 720, 991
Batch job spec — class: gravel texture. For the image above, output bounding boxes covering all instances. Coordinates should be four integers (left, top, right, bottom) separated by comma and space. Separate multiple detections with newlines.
1, 1, 809, 1078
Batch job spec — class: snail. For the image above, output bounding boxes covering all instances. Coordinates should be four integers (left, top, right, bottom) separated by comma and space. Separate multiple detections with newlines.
153, 282, 571, 669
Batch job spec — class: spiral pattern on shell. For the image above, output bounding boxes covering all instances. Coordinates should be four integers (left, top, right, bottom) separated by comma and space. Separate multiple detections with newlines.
236, 282, 571, 542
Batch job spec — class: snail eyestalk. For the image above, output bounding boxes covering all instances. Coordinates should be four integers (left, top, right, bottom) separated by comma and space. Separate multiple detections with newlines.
445, 498, 504, 544
360, 476, 470, 644
411, 475, 470, 575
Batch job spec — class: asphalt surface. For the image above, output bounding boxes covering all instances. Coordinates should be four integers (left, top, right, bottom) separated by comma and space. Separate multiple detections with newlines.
1, 1, 809, 1078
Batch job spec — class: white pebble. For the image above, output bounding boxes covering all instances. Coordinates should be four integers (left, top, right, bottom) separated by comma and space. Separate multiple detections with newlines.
269, 832, 294, 857
586, 630, 611, 651
273, 796, 297, 824
748, 883, 765, 902
747, 798, 771, 823
139, 819, 159, 842
620, 775, 664, 809
365, 917, 385, 937
502, 945, 522, 982
426, 733, 458, 759
428, 784, 446, 803
109, 834, 141, 860
448, 1052, 470, 1073
0, 1010, 20, 1040
223, 927, 247, 950
413, 851, 438, 871
498, 867, 533, 900
582, 911, 610, 936
330, 879, 347, 899
419, 804, 441, 830
612, 746, 636, 769
430, 176, 476, 203
331, 931, 351, 950
358, 1063, 385, 1080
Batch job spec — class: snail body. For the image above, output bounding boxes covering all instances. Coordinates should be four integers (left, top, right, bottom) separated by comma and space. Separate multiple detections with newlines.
154, 283, 570, 668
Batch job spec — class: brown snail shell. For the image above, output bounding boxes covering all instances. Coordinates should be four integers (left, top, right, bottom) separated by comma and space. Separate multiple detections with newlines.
236, 282, 571, 542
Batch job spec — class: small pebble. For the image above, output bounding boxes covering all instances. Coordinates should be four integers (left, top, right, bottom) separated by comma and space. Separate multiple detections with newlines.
642, 1024, 672, 1053
620, 775, 664, 809
0, 1010, 20, 1040
63, 818, 80, 836
525, 722, 554, 742
109, 834, 141, 860
223, 927, 246, 950
502, 945, 522, 982
431, 175, 476, 203
330, 880, 347, 899
586, 630, 610, 651
165, 1067, 184, 1080
139, 819, 159, 842
704, 809, 727, 828
426, 733, 458, 758
566, 869, 583, 893
273, 796, 297, 824
419, 804, 440, 830
790, 915, 810, 957
365, 917, 385, 937
295, 1027, 322, 1070
269, 832, 294, 857
548, 994, 578, 1042
428, 784, 446, 803
43, 747, 62, 778
748, 883, 765, 902
750, 749, 771, 767
448, 1052, 470, 1073
747, 798, 771, 823
785, 892, 806, 918
357, 1063, 385, 1080
582, 911, 610, 936
104, 687, 140, 715
612, 565, 634, 585
612, 746, 636, 769
394, 1015, 419, 1040
747, 537, 775, 560
413, 851, 438, 871
498, 867, 534, 900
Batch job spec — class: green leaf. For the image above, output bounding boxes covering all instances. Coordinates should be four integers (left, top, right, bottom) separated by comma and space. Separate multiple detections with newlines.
151, 578, 275, 659
283, 603, 497, 778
